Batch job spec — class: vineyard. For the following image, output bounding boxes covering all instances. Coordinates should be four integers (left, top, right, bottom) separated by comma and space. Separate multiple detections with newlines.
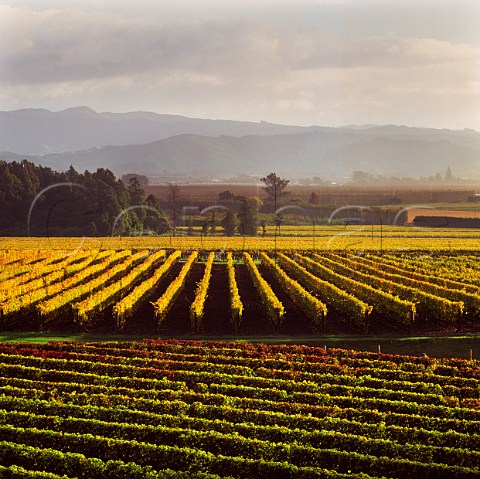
1, 248, 480, 335
4, 225, 480, 252
1, 243, 480, 477
0, 339, 478, 478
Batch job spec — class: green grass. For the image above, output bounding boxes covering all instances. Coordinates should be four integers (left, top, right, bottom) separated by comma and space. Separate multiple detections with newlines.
0, 332, 478, 360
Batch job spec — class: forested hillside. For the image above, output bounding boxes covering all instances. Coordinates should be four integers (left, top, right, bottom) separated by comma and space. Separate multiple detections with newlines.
0, 160, 169, 236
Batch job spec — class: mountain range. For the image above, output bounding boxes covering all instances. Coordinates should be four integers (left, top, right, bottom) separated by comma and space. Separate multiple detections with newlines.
1, 106, 479, 181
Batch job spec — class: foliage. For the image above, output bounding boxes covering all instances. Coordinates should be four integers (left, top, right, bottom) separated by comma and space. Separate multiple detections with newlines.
261, 252, 327, 329
0, 340, 477, 478
166, 182, 181, 237
277, 253, 372, 330
226, 252, 243, 333
260, 172, 290, 203
113, 251, 181, 329
221, 209, 239, 236
190, 252, 214, 333
238, 196, 263, 236
3, 248, 480, 335
73, 250, 166, 326
0, 160, 169, 237
294, 253, 416, 327
243, 251, 285, 329
151, 251, 198, 329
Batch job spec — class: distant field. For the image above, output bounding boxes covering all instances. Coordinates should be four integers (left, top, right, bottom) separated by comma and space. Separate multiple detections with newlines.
407, 207, 480, 223
145, 184, 479, 205
146, 183, 265, 201
3, 226, 480, 251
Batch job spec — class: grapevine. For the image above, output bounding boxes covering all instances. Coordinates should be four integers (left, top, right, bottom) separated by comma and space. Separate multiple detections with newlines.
261, 252, 327, 330
73, 250, 166, 326
243, 252, 284, 330
113, 250, 181, 330
227, 252, 243, 333
151, 251, 198, 330
190, 252, 214, 333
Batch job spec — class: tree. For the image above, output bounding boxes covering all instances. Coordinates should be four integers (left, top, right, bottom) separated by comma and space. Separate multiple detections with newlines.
85, 221, 97, 236
0, 160, 151, 236
91, 180, 121, 235
0, 164, 24, 229
260, 172, 290, 212
127, 176, 146, 205
352, 171, 372, 183
260, 172, 289, 233
144, 208, 171, 234
127, 176, 147, 226
122, 173, 149, 187
167, 182, 181, 237
445, 166, 453, 182
221, 209, 238, 236
309, 192, 320, 205
218, 190, 235, 202
202, 221, 209, 236
274, 214, 283, 231
260, 219, 267, 236
238, 196, 263, 236
209, 211, 217, 235
143, 194, 171, 234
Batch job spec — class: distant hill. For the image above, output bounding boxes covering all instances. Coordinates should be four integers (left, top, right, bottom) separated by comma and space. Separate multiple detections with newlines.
0, 106, 322, 156
1, 107, 479, 180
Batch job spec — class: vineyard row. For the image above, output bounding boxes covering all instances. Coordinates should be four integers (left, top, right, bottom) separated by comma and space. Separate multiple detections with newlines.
1, 250, 480, 334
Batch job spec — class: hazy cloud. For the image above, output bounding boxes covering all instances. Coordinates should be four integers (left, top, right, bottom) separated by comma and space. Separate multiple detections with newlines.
0, 6, 256, 83
0, 1, 479, 129
279, 34, 480, 70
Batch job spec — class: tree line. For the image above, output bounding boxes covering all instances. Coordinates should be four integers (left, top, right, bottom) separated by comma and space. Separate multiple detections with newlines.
0, 161, 290, 237
2, 163, 402, 236
0, 160, 169, 236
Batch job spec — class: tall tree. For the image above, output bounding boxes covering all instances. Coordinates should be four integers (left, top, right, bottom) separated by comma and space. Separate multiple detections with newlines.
144, 194, 171, 234
260, 172, 289, 234
127, 176, 146, 225
167, 182, 181, 237
127, 176, 146, 204
221, 209, 239, 236
445, 166, 453, 181
238, 196, 263, 236
260, 172, 289, 211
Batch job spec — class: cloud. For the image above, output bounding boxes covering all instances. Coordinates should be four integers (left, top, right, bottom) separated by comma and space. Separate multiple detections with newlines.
0, 5, 259, 85
0, 3, 479, 129
277, 31, 480, 70
2, 4, 477, 84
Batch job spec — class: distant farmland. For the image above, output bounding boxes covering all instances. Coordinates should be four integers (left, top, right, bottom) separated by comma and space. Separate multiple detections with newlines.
145, 184, 476, 208
407, 208, 480, 223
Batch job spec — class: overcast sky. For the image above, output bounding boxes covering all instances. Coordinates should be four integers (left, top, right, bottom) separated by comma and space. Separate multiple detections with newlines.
1, 0, 479, 130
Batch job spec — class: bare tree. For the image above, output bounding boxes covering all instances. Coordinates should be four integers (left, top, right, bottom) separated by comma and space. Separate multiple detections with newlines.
166, 182, 181, 237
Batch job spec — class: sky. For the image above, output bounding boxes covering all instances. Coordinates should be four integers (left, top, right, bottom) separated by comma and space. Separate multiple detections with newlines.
0, 0, 479, 130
